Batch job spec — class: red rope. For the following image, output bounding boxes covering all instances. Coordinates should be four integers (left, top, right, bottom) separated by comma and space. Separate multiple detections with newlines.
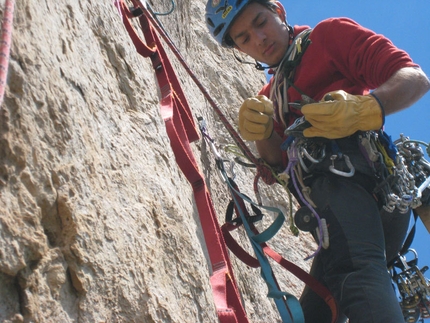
0, 0, 14, 106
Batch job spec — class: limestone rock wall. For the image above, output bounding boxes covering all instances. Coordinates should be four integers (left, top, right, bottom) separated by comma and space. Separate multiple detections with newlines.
0, 0, 314, 322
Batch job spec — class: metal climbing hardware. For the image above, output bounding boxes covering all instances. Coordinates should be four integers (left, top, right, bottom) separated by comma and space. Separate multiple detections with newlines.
372, 133, 430, 214
284, 116, 312, 137
283, 139, 328, 257
391, 249, 430, 323
359, 132, 380, 165
294, 138, 326, 173
327, 140, 356, 178
329, 153, 355, 177
294, 206, 318, 232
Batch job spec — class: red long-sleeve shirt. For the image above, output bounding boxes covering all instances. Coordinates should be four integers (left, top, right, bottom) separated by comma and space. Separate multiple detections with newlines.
260, 18, 418, 135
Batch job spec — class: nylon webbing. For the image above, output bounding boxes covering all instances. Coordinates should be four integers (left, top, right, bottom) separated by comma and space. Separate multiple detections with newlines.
221, 180, 338, 323
118, 2, 248, 322
227, 179, 304, 323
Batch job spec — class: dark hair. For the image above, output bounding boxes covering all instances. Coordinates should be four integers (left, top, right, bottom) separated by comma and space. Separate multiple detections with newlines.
224, 0, 278, 47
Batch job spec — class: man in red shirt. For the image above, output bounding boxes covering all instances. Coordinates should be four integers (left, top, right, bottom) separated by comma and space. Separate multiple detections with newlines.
206, 0, 430, 322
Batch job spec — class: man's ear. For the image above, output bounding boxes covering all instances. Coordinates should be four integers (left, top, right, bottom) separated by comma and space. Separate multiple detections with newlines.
274, 1, 287, 22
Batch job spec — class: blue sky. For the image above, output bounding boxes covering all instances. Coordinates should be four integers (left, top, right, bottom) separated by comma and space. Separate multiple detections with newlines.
279, 1, 430, 275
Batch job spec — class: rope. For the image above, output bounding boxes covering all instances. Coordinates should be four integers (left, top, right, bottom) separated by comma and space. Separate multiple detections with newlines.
284, 141, 323, 260
0, 0, 14, 106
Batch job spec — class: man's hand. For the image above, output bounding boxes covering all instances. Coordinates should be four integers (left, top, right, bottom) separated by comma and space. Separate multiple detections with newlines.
239, 95, 274, 141
301, 90, 384, 139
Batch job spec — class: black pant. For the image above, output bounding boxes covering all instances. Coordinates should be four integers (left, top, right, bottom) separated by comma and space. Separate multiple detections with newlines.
300, 173, 410, 323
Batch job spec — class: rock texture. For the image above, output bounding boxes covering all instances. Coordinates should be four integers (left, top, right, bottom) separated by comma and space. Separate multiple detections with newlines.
0, 0, 315, 322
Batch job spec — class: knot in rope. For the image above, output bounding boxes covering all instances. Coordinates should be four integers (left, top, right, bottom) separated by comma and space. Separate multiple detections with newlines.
256, 160, 278, 185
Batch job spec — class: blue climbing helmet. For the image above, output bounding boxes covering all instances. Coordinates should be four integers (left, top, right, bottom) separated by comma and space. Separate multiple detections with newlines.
205, 1, 286, 48
205, 0, 251, 48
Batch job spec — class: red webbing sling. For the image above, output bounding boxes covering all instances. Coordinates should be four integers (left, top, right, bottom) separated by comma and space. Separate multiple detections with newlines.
118, 2, 249, 322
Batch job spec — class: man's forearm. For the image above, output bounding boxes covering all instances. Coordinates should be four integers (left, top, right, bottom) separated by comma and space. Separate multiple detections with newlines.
255, 132, 284, 167
372, 67, 430, 115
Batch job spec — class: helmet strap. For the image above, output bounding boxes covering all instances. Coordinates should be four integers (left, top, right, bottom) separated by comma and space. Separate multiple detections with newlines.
232, 49, 267, 71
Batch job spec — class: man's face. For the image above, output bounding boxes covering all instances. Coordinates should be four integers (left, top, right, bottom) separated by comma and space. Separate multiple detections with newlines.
228, 2, 290, 66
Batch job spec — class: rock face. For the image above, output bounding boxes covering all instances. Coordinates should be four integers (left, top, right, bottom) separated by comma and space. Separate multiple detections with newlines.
0, 0, 315, 322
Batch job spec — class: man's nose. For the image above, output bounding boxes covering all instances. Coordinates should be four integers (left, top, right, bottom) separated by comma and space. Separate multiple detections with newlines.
254, 30, 267, 46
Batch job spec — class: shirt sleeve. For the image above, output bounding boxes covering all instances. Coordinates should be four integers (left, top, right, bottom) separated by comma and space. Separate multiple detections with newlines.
313, 18, 418, 90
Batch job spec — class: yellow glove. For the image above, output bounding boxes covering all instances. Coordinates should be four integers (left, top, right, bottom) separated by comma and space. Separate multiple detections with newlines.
239, 95, 274, 141
301, 90, 384, 139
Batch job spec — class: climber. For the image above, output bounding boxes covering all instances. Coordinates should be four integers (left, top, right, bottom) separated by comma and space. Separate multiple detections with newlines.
205, 1, 430, 322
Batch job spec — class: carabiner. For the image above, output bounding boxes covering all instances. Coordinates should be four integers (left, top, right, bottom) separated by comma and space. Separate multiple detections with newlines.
301, 145, 326, 164
329, 154, 355, 177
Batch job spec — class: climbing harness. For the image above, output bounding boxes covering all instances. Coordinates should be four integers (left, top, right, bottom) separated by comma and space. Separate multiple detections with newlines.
285, 128, 430, 217
283, 127, 430, 323
282, 126, 430, 235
